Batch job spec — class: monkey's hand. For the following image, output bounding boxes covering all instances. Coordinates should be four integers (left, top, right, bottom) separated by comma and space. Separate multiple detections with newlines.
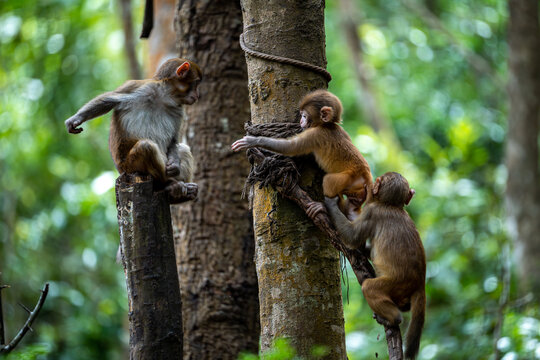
231, 136, 257, 152
65, 115, 85, 134
324, 196, 340, 210
306, 201, 325, 218
166, 181, 198, 204
166, 157, 181, 177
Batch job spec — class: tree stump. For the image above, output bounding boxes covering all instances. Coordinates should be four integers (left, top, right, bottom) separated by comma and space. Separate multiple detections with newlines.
116, 174, 183, 360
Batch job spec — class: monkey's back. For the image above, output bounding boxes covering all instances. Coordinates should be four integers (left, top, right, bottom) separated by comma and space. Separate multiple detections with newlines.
314, 124, 371, 180
370, 206, 426, 292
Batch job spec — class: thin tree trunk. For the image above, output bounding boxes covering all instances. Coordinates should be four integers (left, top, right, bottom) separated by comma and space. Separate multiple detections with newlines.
240, 1, 346, 359
338, 0, 391, 135
119, 0, 142, 79
145, 0, 177, 77
173, 2, 260, 359
116, 174, 183, 360
505, 0, 540, 298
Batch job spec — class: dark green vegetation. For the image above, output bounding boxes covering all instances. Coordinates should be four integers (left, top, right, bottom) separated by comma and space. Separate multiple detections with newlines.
0, 0, 538, 359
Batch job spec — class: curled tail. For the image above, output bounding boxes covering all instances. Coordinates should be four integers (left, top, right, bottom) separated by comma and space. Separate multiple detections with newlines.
405, 290, 425, 359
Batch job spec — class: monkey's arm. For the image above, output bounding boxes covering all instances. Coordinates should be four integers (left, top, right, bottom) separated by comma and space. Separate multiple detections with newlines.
165, 138, 181, 177
65, 80, 141, 134
325, 197, 372, 249
232, 129, 317, 156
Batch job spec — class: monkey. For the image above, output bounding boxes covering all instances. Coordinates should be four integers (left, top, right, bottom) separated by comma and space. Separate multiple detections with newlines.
325, 172, 425, 359
65, 58, 201, 201
231, 89, 372, 218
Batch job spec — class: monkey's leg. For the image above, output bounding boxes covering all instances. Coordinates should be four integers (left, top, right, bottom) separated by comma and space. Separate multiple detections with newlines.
169, 143, 194, 182
362, 277, 402, 327
322, 172, 354, 216
124, 139, 168, 184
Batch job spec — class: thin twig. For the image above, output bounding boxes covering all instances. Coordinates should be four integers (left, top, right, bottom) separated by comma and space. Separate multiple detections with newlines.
493, 244, 511, 360
0, 284, 9, 346
0, 283, 49, 355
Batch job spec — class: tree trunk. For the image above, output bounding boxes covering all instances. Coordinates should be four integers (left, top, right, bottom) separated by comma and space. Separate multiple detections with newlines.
339, 0, 390, 134
116, 174, 183, 360
240, 1, 347, 359
145, 0, 177, 77
505, 0, 540, 298
172, 2, 260, 359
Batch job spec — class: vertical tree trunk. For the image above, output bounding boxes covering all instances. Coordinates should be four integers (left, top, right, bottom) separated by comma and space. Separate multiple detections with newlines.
339, 0, 390, 134
145, 0, 177, 77
505, 0, 540, 297
119, 0, 142, 79
172, 2, 260, 359
240, 1, 346, 359
116, 174, 183, 360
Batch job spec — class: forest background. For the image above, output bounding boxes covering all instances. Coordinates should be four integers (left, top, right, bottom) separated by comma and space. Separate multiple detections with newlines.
0, 0, 538, 359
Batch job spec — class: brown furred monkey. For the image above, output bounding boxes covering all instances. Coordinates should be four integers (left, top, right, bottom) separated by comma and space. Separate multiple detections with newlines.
231, 90, 372, 218
65, 58, 201, 201
325, 172, 426, 359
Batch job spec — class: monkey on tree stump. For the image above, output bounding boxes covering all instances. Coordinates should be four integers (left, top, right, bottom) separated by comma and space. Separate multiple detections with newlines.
65, 58, 201, 202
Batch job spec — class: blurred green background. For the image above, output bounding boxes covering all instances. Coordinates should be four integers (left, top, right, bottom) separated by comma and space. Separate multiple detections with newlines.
0, 0, 538, 359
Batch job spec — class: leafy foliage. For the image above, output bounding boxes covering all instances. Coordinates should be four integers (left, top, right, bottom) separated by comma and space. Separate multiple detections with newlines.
0, 0, 140, 358
326, 0, 539, 359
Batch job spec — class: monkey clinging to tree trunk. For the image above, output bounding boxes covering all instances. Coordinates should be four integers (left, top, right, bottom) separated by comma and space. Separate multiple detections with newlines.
65, 58, 201, 202
325, 172, 426, 359
232, 89, 372, 219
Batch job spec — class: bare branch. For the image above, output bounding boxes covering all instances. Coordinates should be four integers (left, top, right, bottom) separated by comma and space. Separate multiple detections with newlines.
0, 284, 9, 346
0, 283, 49, 355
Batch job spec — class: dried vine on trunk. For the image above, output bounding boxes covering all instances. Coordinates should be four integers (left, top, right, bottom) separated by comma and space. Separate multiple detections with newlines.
243, 123, 404, 360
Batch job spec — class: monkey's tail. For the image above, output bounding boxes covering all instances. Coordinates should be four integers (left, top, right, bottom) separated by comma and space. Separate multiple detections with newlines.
405, 290, 425, 359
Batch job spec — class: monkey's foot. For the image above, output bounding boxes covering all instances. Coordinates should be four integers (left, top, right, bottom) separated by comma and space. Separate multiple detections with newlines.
306, 201, 325, 218
373, 313, 401, 327
166, 160, 181, 177
166, 181, 198, 204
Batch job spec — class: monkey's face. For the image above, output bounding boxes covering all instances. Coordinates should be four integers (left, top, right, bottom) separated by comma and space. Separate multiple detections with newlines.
300, 110, 310, 129
180, 80, 200, 105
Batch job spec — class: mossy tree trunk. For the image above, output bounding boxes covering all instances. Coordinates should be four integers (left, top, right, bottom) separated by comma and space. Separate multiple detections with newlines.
240, 1, 347, 359
172, 1, 260, 359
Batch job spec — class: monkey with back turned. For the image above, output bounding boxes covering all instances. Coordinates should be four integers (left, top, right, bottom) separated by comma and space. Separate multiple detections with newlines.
326, 172, 426, 360
65, 58, 201, 202
232, 89, 372, 218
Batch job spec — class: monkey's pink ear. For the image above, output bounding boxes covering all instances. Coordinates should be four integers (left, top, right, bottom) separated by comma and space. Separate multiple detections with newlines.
176, 62, 191, 78
372, 178, 381, 195
320, 106, 334, 122
405, 189, 415, 205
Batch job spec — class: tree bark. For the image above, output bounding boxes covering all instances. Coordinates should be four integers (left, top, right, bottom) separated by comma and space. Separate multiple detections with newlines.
172, 2, 260, 359
240, 1, 347, 359
116, 174, 183, 360
505, 0, 540, 298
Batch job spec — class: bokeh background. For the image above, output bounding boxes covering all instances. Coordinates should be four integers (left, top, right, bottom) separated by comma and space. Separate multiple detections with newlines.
0, 0, 538, 359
